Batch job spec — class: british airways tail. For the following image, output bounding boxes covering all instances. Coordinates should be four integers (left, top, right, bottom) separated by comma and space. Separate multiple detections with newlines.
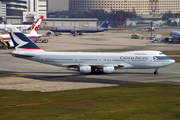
8, 27, 43, 51
100, 17, 111, 28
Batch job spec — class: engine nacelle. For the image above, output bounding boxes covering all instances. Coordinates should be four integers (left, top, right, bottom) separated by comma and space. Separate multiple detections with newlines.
5, 41, 14, 47
103, 66, 115, 73
79, 66, 91, 73
70, 30, 77, 34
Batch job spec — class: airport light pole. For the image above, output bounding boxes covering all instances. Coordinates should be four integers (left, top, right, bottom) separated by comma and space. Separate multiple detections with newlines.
3, 17, 6, 32
124, 0, 127, 31
73, 20, 76, 37
151, 20, 153, 37
120, 10, 122, 31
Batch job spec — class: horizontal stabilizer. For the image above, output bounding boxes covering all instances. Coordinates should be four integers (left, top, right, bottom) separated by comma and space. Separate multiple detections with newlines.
12, 53, 35, 57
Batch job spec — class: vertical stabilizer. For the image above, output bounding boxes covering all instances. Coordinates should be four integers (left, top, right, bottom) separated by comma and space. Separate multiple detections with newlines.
29, 16, 44, 31
29, 16, 44, 35
8, 27, 43, 51
100, 17, 111, 28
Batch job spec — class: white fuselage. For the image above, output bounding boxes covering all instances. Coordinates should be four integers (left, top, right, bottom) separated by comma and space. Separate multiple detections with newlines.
12, 50, 175, 72
50, 26, 107, 34
0, 24, 30, 30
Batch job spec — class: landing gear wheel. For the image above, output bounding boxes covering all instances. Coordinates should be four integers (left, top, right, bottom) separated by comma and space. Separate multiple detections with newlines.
154, 71, 158, 75
91, 68, 96, 73
91, 68, 102, 74
154, 69, 158, 75
79, 33, 82, 35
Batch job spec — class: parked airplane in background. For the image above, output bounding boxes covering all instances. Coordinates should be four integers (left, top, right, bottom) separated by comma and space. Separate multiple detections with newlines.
50, 17, 111, 35
0, 16, 44, 47
28, 16, 44, 31
169, 30, 180, 39
8, 27, 175, 75
0, 16, 44, 31
160, 30, 180, 43
0, 24, 30, 31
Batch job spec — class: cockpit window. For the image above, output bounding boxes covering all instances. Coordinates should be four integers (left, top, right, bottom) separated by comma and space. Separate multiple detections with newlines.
155, 56, 172, 60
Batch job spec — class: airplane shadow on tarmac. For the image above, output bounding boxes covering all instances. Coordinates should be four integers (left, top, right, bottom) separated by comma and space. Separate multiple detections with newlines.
18, 71, 154, 85
0, 69, 156, 85
21, 75, 138, 85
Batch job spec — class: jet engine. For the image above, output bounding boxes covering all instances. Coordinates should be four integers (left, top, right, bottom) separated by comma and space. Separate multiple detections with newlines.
103, 66, 115, 73
79, 66, 91, 73
70, 30, 77, 34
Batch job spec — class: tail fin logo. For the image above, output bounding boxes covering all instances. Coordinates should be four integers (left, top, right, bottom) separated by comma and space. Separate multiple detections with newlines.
10, 31, 28, 48
8, 27, 42, 50
100, 17, 111, 28
29, 16, 44, 31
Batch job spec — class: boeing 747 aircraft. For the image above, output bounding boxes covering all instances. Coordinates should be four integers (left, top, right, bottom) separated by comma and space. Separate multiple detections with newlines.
0, 16, 44, 31
50, 17, 111, 35
0, 16, 44, 47
8, 27, 175, 74
0, 24, 30, 31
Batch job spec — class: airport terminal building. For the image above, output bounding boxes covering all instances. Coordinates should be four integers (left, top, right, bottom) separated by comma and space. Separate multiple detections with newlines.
69, 0, 180, 17
0, 0, 27, 17
0, 0, 47, 22
23, 0, 47, 21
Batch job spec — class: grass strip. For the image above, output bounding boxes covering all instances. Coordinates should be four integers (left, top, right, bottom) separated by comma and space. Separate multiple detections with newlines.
0, 73, 19, 78
164, 51, 180, 55
172, 57, 180, 62
0, 83, 180, 120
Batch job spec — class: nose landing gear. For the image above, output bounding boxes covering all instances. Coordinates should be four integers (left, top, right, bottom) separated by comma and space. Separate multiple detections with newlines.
154, 68, 158, 75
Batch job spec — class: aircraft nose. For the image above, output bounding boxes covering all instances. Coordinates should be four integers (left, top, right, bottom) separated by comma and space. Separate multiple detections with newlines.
168, 59, 175, 65
172, 59, 175, 64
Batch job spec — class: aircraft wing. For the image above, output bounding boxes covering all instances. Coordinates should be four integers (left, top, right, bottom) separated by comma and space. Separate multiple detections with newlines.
70, 29, 84, 34
61, 63, 125, 68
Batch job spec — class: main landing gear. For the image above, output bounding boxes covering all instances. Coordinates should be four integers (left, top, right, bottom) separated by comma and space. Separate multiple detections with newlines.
78, 33, 83, 35
154, 68, 158, 75
91, 68, 102, 74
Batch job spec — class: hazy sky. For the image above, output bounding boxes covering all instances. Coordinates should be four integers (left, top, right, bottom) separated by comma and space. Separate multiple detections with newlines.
48, 0, 69, 12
